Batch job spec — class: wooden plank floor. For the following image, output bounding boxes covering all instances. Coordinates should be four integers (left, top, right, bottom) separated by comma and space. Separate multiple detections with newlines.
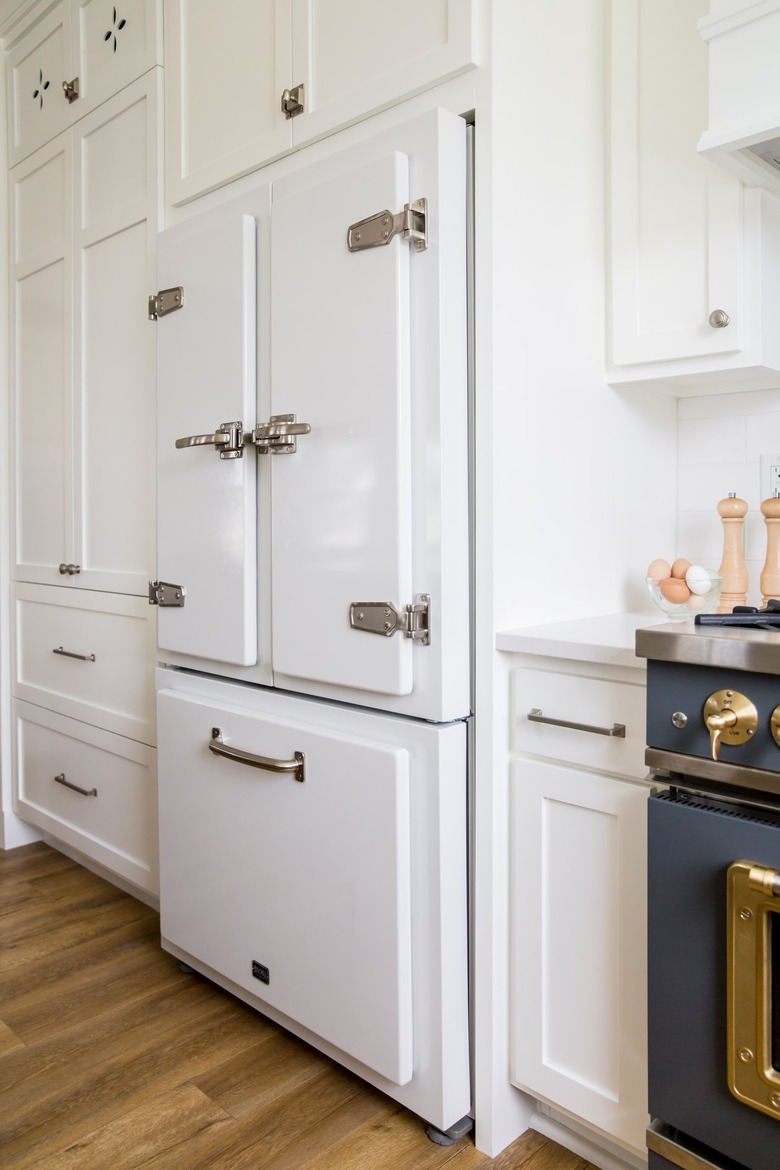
0, 843, 600, 1170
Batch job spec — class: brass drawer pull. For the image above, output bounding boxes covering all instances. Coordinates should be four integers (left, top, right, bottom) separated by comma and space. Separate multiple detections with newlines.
208, 728, 305, 782
527, 708, 626, 738
53, 646, 96, 662
54, 772, 97, 797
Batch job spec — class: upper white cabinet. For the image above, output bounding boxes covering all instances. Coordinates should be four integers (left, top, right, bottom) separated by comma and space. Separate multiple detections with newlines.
697, 0, 780, 198
6, 0, 161, 168
10, 70, 161, 595
165, 0, 478, 205
607, 0, 780, 395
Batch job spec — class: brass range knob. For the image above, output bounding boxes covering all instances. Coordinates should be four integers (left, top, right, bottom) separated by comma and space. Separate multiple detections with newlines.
704, 690, 757, 761
770, 707, 780, 748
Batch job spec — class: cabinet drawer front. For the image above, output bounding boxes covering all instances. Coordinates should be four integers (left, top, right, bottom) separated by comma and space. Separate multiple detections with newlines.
14, 700, 158, 894
13, 584, 155, 744
512, 667, 647, 779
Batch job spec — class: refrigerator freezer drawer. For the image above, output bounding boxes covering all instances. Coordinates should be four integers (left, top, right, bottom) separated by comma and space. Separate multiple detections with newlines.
156, 669, 469, 1128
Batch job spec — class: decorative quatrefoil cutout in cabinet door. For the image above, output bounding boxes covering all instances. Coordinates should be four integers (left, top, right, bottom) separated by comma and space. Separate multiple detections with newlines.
103, 7, 127, 53
32, 69, 50, 109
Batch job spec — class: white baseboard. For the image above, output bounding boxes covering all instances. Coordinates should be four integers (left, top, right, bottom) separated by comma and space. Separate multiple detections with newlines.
531, 1107, 647, 1170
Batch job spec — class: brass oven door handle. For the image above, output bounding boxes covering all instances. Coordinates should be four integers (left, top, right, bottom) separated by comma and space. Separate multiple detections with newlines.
527, 708, 626, 738
727, 860, 780, 1118
208, 728, 305, 782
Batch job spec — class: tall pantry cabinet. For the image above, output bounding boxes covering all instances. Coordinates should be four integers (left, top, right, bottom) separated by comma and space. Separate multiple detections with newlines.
5, 0, 161, 895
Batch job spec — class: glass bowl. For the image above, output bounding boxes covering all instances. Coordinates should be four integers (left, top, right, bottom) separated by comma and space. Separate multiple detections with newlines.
646, 573, 723, 621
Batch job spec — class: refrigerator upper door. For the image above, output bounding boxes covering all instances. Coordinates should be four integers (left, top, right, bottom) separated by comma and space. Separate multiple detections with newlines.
156, 214, 258, 665
270, 110, 470, 721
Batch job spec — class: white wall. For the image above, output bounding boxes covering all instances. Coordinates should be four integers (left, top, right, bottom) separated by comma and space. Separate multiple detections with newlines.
489, 0, 678, 634
677, 387, 780, 605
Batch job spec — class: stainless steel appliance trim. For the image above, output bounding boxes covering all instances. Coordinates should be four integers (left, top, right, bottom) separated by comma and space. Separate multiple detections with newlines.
646, 1122, 727, 1170
636, 624, 780, 674
646, 746, 780, 800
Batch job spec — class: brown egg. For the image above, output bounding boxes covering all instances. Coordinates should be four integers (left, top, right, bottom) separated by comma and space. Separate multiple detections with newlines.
647, 558, 671, 581
659, 576, 691, 604
671, 558, 693, 579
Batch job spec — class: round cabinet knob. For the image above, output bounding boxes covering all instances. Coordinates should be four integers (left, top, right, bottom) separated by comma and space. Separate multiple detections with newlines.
708, 309, 731, 329
703, 689, 757, 761
671, 711, 688, 729
58, 563, 68, 574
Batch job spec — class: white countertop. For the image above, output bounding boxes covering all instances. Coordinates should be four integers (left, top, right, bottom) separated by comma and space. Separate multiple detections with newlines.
496, 611, 666, 668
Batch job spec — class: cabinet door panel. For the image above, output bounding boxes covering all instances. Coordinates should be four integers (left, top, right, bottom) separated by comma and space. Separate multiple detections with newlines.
609, 0, 742, 366
6, 3, 73, 167
73, 74, 159, 595
165, 0, 291, 206
75, 0, 161, 119
291, 0, 477, 147
10, 136, 74, 585
510, 757, 650, 1154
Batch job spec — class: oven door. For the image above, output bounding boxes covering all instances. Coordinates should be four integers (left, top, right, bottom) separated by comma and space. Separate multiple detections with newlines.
648, 790, 780, 1170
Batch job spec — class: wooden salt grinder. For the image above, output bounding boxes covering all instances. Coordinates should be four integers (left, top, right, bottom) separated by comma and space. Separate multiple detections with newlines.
717, 493, 748, 613
761, 495, 780, 607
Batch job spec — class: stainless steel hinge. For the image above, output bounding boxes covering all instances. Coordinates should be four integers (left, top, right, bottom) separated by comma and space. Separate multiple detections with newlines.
148, 287, 184, 320
148, 580, 185, 607
349, 594, 430, 644
347, 199, 428, 253
281, 84, 304, 118
62, 77, 79, 103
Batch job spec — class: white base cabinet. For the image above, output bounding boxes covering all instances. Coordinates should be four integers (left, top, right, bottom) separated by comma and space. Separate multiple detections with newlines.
509, 657, 651, 1158
13, 699, 158, 892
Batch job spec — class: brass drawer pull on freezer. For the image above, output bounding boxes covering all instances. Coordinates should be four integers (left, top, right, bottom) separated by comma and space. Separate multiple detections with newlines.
209, 728, 305, 783
53, 646, 96, 662
54, 772, 97, 797
527, 708, 626, 738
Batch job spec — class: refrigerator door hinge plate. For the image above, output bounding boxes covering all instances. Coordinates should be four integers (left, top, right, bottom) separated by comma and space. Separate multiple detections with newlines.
347, 198, 427, 253
148, 580, 185, 607
149, 287, 184, 320
281, 84, 304, 118
349, 594, 430, 644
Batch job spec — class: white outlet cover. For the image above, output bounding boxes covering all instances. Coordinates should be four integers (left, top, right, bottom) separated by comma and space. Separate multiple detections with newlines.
760, 453, 780, 500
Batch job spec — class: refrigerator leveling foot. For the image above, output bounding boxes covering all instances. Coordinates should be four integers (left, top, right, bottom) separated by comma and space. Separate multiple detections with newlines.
425, 1114, 473, 1146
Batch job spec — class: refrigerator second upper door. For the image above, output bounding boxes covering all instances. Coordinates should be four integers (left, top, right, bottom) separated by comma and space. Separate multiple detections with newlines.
270, 109, 470, 721
156, 213, 258, 665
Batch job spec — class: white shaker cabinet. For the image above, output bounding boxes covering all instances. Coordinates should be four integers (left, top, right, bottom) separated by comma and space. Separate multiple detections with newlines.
607, 0, 780, 395
6, 0, 161, 168
8, 70, 161, 895
509, 658, 651, 1157
10, 70, 160, 596
165, 0, 478, 205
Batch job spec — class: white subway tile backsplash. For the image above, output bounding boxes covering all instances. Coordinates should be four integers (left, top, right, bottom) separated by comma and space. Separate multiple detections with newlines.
677, 388, 780, 420
676, 512, 722, 562
677, 463, 759, 512
678, 417, 745, 465
745, 412, 780, 461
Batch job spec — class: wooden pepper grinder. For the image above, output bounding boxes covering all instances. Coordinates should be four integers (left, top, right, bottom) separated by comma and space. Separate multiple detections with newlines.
717, 493, 748, 612
761, 494, 780, 607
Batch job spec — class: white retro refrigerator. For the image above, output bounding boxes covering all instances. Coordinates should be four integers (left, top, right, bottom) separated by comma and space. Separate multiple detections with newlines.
153, 109, 472, 1136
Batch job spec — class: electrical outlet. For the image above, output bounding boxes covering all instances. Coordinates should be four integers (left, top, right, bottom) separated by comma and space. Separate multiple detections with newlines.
761, 453, 780, 500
